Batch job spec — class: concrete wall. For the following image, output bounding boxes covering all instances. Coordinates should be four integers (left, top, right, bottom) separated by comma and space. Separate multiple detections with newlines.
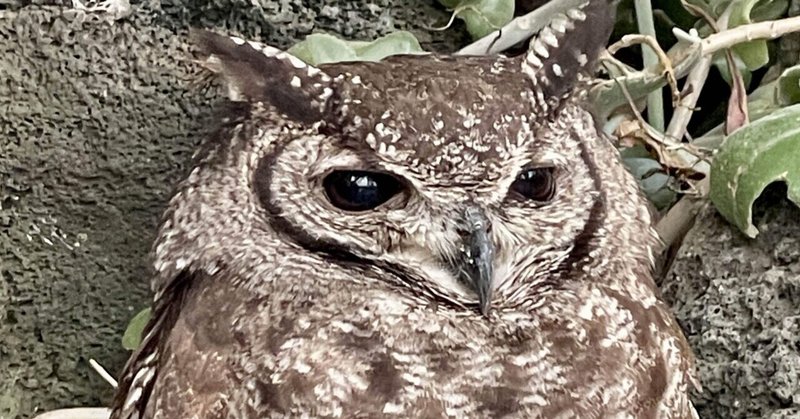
0, 2, 464, 417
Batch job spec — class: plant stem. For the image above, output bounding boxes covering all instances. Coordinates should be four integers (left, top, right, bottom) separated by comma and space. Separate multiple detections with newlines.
634, 0, 664, 132
89, 358, 119, 388
655, 8, 732, 251
456, 0, 586, 55
664, 53, 712, 142
656, 178, 709, 250
702, 15, 800, 55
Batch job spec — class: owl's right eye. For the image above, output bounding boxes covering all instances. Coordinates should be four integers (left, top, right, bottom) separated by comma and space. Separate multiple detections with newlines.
509, 166, 556, 202
323, 170, 404, 212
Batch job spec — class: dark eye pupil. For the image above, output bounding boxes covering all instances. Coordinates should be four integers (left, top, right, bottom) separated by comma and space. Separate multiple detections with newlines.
323, 171, 403, 211
510, 167, 555, 202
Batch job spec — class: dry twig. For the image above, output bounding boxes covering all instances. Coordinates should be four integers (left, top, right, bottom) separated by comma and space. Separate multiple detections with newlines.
607, 34, 681, 106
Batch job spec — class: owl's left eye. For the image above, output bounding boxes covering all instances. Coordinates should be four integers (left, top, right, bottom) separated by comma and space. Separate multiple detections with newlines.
509, 167, 556, 202
323, 170, 404, 212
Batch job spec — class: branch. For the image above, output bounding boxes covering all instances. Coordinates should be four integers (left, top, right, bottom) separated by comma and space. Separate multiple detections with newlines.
664, 7, 732, 142
656, 178, 710, 250
89, 358, 118, 389
702, 15, 800, 56
664, 54, 712, 142
456, 0, 587, 55
607, 34, 681, 105
634, 0, 664, 131
654, 9, 732, 251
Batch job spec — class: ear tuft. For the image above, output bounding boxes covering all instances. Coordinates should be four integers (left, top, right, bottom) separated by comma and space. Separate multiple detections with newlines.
190, 29, 333, 124
521, 0, 616, 111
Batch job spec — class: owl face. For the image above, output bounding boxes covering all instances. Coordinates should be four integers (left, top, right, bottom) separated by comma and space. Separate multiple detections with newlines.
260, 83, 601, 314
179, 0, 614, 315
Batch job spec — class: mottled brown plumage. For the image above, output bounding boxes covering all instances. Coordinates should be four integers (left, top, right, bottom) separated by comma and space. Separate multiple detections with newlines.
111, 1, 699, 417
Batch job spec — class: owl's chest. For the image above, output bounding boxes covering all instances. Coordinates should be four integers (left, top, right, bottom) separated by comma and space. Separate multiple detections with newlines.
198, 285, 649, 415
164, 273, 675, 418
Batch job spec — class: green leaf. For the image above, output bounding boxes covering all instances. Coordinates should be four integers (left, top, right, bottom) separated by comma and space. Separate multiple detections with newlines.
751, 0, 790, 21
438, 0, 514, 39
287, 35, 358, 65
729, 0, 769, 70
619, 144, 652, 159
731, 41, 768, 71
591, 75, 665, 119
287, 31, 425, 66
590, 41, 702, 120
641, 172, 678, 209
122, 308, 152, 350
709, 103, 800, 237
624, 157, 664, 179
622, 155, 678, 210
777, 65, 800, 106
694, 64, 800, 150
352, 32, 425, 62
713, 52, 752, 88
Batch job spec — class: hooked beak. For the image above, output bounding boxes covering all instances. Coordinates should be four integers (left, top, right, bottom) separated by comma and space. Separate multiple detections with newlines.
457, 206, 494, 316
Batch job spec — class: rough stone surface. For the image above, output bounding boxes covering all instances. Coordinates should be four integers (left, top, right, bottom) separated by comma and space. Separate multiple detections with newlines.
662, 188, 800, 419
0, 2, 465, 418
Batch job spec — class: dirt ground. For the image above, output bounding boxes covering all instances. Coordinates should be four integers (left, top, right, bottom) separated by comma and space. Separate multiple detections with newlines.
0, 1, 798, 418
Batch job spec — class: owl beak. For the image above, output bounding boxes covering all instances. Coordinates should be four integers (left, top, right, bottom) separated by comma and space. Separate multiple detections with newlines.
459, 206, 494, 316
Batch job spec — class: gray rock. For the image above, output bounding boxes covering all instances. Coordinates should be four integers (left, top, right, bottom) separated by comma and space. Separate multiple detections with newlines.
662, 188, 800, 419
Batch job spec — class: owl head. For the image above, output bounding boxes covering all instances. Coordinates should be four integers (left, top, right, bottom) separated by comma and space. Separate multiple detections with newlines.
153, 0, 649, 317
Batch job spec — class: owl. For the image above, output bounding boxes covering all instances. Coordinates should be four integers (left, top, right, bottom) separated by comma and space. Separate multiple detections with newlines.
110, 0, 699, 417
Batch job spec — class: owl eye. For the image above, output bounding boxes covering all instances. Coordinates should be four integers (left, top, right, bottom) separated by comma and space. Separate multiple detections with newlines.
323, 170, 404, 212
509, 167, 556, 202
